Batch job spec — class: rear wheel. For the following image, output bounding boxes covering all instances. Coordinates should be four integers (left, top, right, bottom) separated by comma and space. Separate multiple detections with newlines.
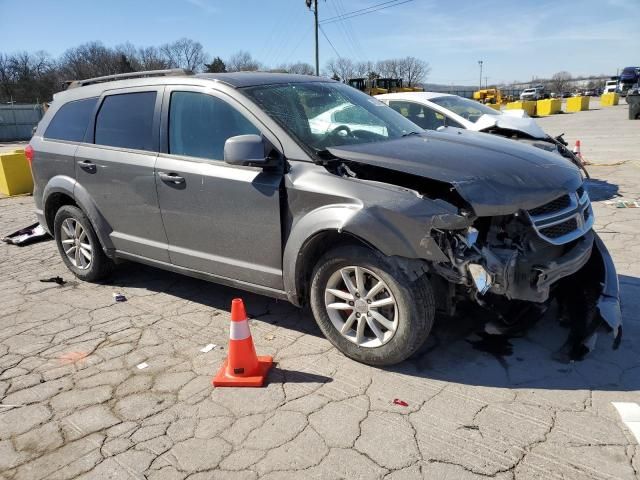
54, 205, 113, 282
310, 245, 434, 366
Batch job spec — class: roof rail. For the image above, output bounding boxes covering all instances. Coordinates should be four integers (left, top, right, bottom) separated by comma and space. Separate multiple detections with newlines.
65, 68, 193, 89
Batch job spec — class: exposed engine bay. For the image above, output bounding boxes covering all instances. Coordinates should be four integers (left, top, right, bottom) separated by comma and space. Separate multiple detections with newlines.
325, 156, 621, 361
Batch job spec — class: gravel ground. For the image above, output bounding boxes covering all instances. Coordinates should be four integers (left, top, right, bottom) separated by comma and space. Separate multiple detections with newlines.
1, 101, 639, 479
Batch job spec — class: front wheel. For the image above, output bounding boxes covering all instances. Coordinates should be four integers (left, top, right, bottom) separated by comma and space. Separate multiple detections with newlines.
309, 245, 435, 366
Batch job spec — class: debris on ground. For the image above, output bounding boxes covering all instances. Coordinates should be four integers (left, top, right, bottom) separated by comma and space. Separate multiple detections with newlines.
264, 334, 276, 341
1, 222, 50, 246
112, 292, 127, 302
136, 362, 149, 370
393, 398, 409, 407
200, 344, 216, 353
40, 276, 66, 285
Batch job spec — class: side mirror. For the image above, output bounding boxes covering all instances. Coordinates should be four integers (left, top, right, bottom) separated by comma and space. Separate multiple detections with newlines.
224, 134, 267, 166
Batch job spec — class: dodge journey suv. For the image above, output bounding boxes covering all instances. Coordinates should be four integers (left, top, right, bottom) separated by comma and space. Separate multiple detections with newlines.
29, 70, 621, 365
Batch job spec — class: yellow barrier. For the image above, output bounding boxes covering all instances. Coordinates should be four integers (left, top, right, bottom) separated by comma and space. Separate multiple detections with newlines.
600, 93, 619, 107
565, 96, 590, 112
506, 100, 536, 117
536, 98, 562, 116
0, 150, 34, 196
485, 103, 501, 111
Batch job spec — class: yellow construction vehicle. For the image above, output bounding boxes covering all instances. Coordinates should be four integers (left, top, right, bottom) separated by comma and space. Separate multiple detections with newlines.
473, 88, 504, 105
375, 78, 412, 93
347, 78, 387, 95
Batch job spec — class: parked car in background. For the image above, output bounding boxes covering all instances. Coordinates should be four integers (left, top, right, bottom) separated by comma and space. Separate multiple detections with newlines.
376, 92, 587, 173
520, 85, 547, 101
604, 80, 619, 94
562, 92, 573, 98
29, 71, 621, 365
583, 89, 596, 97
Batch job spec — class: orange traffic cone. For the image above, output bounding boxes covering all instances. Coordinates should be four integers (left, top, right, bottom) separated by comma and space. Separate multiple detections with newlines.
572, 140, 590, 165
213, 298, 273, 387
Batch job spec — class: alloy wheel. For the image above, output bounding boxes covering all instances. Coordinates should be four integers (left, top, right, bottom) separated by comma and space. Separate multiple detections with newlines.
60, 218, 93, 270
324, 266, 398, 348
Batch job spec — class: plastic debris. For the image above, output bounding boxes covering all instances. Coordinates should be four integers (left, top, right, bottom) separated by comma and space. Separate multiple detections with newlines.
264, 334, 276, 341
1, 222, 50, 246
113, 292, 127, 302
393, 398, 409, 407
136, 362, 149, 370
200, 344, 216, 353
40, 276, 66, 286
615, 200, 640, 208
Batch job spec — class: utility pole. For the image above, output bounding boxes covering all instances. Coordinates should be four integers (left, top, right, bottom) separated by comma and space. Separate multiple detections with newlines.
306, 0, 319, 76
484, 76, 488, 88
478, 60, 483, 90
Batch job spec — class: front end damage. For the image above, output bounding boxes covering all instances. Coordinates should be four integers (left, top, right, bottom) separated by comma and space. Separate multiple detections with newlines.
429, 189, 621, 360
320, 140, 621, 360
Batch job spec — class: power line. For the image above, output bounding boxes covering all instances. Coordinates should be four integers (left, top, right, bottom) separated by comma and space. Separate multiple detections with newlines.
320, 0, 403, 23
320, 0, 414, 24
319, 24, 342, 59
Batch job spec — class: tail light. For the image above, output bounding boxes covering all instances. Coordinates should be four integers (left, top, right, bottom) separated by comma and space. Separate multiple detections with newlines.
24, 145, 34, 166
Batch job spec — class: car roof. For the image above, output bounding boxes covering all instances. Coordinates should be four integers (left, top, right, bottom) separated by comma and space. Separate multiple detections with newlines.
375, 91, 452, 102
193, 72, 334, 88
53, 71, 335, 103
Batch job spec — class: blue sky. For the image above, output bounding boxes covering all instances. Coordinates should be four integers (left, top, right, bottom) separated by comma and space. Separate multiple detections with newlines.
1, 0, 638, 84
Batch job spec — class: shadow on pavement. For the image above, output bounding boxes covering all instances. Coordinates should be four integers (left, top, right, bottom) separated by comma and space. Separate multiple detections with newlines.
585, 176, 619, 201
101, 263, 639, 392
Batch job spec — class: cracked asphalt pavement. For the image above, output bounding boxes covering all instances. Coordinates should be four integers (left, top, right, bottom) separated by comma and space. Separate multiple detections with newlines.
1, 101, 639, 479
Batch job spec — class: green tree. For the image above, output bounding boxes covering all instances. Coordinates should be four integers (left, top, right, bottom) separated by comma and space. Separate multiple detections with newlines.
205, 56, 226, 73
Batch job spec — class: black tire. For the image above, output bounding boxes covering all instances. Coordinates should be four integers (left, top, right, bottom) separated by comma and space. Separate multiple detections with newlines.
309, 245, 435, 366
53, 205, 114, 282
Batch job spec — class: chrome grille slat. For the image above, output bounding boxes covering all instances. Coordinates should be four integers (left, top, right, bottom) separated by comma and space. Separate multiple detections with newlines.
526, 186, 593, 245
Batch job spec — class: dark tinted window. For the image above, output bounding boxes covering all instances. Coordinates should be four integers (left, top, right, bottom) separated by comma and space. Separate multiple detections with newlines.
44, 97, 97, 142
169, 91, 259, 160
95, 92, 156, 151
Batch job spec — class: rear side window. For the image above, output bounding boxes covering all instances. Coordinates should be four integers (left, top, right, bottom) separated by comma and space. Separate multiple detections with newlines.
169, 91, 259, 161
44, 97, 97, 142
95, 92, 156, 151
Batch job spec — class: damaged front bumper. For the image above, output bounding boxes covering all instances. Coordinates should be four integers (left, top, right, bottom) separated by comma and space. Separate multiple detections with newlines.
590, 234, 623, 348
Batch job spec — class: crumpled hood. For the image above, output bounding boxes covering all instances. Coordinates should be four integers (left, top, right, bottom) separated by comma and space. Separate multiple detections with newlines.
472, 112, 547, 139
327, 130, 582, 216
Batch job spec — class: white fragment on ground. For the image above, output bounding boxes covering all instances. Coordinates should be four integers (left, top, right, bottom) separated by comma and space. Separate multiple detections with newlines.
200, 344, 216, 353
136, 362, 149, 370
612, 402, 640, 442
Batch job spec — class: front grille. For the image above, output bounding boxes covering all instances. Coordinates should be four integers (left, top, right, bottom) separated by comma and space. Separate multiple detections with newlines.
526, 185, 593, 245
529, 195, 571, 216
540, 219, 578, 238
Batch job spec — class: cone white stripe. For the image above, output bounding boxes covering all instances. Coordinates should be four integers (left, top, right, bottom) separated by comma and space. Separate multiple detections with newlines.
230, 320, 251, 340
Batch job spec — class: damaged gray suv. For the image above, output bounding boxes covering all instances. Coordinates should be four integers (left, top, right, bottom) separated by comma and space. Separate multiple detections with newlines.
30, 70, 622, 366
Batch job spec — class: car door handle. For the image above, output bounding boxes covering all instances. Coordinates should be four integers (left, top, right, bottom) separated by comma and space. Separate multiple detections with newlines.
158, 172, 185, 184
77, 160, 96, 173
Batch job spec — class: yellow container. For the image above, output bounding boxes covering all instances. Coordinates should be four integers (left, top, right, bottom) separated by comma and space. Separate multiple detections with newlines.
600, 92, 619, 107
486, 103, 501, 111
536, 98, 562, 116
565, 96, 590, 112
0, 150, 34, 196
506, 100, 536, 117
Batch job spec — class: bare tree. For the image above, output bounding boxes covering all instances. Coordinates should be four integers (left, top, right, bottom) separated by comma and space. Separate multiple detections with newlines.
159, 38, 207, 72
58, 42, 122, 80
324, 58, 355, 81
279, 62, 314, 75
353, 61, 375, 78
137, 46, 171, 70
376, 59, 400, 79
397, 56, 430, 86
549, 71, 572, 94
226, 51, 262, 72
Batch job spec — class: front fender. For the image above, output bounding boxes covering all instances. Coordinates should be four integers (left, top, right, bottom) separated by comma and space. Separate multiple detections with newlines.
282, 202, 458, 305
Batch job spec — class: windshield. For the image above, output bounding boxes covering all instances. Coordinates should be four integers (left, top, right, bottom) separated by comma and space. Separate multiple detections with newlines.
242, 81, 422, 153
429, 95, 501, 123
